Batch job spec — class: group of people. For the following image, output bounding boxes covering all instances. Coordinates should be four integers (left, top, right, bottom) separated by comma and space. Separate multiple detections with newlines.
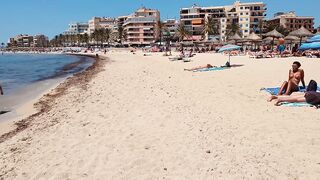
268, 61, 320, 107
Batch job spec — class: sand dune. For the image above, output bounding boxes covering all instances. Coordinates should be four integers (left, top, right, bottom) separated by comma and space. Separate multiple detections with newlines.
1, 50, 320, 179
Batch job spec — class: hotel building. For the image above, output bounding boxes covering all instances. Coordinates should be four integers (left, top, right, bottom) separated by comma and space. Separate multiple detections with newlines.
123, 7, 160, 46
88, 17, 118, 35
9, 34, 33, 47
8, 34, 49, 47
33, 34, 49, 47
163, 19, 179, 37
180, 1, 266, 41
64, 22, 89, 35
267, 12, 314, 32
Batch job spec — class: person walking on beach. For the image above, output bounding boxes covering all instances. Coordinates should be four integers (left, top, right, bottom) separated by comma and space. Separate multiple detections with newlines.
0, 84, 3, 95
276, 61, 305, 96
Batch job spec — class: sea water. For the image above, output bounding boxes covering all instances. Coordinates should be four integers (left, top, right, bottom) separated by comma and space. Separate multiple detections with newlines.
0, 53, 94, 117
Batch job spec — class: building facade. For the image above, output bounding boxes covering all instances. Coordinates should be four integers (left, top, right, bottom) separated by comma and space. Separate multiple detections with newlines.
180, 1, 266, 41
64, 22, 89, 35
123, 7, 160, 46
33, 34, 49, 47
9, 34, 33, 47
88, 17, 118, 35
163, 19, 179, 37
267, 12, 314, 32
8, 34, 49, 47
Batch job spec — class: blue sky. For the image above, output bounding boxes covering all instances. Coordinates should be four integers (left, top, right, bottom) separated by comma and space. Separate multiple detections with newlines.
0, 0, 319, 43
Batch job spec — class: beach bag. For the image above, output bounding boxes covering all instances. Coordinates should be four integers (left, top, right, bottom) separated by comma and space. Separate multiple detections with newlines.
307, 80, 317, 92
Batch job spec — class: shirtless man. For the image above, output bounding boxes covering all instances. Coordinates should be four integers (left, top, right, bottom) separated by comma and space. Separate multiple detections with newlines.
277, 61, 305, 96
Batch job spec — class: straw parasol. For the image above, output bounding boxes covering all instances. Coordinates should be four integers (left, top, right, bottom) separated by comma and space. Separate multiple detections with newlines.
284, 35, 299, 51
289, 26, 313, 46
228, 33, 242, 44
265, 29, 284, 51
244, 32, 262, 50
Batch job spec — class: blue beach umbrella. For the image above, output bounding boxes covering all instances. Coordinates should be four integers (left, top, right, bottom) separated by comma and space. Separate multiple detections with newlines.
307, 34, 320, 43
299, 42, 320, 50
218, 44, 241, 65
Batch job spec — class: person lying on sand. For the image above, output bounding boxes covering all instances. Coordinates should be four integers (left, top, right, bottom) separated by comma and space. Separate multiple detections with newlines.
269, 80, 319, 106
277, 61, 305, 96
184, 64, 215, 71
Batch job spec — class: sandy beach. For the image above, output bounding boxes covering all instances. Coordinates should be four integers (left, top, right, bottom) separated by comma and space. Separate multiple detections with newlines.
1, 50, 320, 179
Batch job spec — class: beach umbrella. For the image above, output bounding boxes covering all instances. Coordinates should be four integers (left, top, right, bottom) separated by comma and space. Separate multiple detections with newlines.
265, 29, 284, 51
289, 26, 313, 46
307, 34, 320, 43
299, 42, 320, 50
218, 44, 241, 65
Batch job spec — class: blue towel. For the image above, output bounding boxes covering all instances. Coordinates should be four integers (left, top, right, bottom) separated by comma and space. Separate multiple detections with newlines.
261, 86, 320, 95
281, 102, 312, 107
194, 67, 225, 72
261, 86, 320, 107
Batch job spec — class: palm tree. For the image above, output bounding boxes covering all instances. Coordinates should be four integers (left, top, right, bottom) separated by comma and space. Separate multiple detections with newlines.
226, 23, 241, 39
83, 33, 89, 47
103, 28, 111, 46
176, 23, 191, 42
202, 16, 219, 40
117, 26, 124, 44
157, 20, 167, 46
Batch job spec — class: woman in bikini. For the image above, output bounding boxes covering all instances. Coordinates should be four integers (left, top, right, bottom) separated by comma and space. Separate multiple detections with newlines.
277, 61, 305, 96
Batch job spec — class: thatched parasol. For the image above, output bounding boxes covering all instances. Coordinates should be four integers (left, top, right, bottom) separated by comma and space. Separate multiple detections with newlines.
265, 29, 284, 51
289, 26, 313, 46
228, 33, 242, 44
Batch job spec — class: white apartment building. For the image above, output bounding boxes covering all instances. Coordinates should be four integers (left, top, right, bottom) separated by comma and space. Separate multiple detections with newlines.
64, 22, 89, 35
180, 1, 266, 41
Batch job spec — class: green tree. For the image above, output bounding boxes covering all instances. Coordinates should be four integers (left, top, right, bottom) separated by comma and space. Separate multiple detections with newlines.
202, 16, 219, 40
226, 23, 241, 39
176, 23, 191, 42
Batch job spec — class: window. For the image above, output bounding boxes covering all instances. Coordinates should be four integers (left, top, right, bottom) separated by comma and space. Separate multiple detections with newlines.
240, 13, 243, 15
246, 24, 249, 27
222, 19, 225, 22
245, 30, 248, 32
240, 18, 243, 21
246, 18, 249, 21
240, 7, 243, 10
246, 12, 249, 15
240, 24, 243, 27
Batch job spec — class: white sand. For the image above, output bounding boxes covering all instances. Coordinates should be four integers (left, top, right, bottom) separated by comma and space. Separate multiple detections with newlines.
1, 50, 320, 179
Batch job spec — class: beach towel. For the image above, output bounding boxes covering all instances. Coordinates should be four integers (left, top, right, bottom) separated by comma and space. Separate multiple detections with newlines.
260, 86, 320, 96
280, 102, 313, 107
193, 67, 225, 72
261, 86, 320, 108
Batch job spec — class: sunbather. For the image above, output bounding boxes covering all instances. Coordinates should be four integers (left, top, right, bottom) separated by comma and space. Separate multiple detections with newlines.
277, 61, 305, 96
269, 80, 318, 106
184, 64, 215, 71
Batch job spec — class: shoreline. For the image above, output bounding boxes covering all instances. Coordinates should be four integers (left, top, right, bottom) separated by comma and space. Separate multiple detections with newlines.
0, 53, 107, 143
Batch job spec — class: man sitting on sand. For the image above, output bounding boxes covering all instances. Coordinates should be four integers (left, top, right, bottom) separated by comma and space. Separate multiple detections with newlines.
277, 61, 305, 96
184, 64, 215, 71
269, 80, 319, 106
